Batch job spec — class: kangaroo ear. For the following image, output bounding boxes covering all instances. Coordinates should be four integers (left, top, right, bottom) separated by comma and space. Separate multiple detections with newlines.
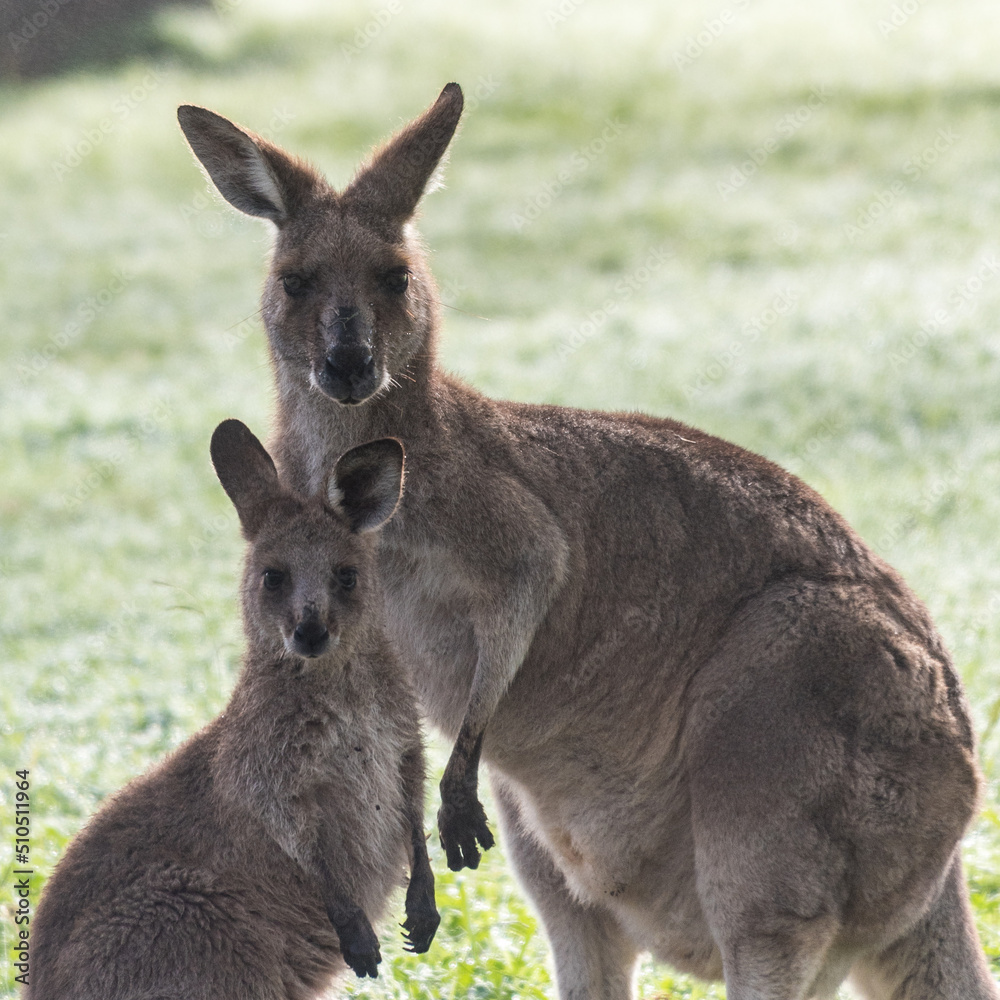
328, 438, 405, 534
342, 83, 463, 228
210, 419, 282, 538
177, 105, 319, 226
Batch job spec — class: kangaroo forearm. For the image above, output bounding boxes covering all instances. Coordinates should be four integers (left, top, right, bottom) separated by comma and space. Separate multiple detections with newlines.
444, 721, 485, 797
399, 741, 429, 863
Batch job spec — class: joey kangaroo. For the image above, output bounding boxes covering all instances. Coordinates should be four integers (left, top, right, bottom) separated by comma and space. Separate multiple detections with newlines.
177, 87, 998, 999
26, 421, 438, 1000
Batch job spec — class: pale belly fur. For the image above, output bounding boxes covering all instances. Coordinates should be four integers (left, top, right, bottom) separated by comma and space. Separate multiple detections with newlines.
501, 770, 724, 980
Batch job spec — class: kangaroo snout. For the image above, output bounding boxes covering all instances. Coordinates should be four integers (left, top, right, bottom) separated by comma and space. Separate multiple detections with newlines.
290, 609, 334, 658
317, 306, 379, 404
321, 343, 377, 404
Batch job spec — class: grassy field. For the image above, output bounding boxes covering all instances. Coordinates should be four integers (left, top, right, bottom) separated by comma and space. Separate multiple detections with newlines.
3, 0, 1000, 996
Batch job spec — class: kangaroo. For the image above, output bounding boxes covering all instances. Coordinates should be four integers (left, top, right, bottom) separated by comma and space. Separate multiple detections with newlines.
25, 420, 438, 1000
177, 87, 998, 999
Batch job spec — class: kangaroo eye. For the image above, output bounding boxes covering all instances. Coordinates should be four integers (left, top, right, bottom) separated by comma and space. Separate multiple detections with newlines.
282, 274, 308, 297
263, 569, 285, 591
382, 269, 409, 295
336, 567, 357, 591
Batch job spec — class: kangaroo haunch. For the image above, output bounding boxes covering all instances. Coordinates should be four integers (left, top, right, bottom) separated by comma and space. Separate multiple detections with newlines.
178, 86, 998, 999
26, 422, 438, 1000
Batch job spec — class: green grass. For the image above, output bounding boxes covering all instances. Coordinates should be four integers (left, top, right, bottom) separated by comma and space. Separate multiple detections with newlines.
3, 0, 1000, 995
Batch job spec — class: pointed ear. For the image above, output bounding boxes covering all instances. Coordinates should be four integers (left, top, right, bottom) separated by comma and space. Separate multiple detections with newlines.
342, 83, 463, 227
177, 105, 320, 226
327, 438, 405, 534
210, 419, 282, 538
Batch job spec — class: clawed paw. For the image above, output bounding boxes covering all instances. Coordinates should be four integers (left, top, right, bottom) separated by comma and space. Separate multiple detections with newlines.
438, 794, 495, 871
401, 903, 440, 953
331, 909, 381, 979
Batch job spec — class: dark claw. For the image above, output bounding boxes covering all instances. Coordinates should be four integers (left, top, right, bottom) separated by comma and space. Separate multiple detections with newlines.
401, 904, 440, 953
343, 944, 381, 979
438, 793, 494, 872
403, 867, 440, 953
401, 914, 440, 953
330, 908, 381, 979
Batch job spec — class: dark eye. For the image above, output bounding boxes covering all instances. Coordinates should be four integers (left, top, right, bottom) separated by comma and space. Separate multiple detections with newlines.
263, 569, 285, 591
336, 567, 357, 591
382, 269, 409, 295
282, 274, 308, 297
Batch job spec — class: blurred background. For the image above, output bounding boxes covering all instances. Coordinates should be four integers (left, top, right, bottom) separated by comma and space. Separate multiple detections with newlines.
2, 0, 1000, 996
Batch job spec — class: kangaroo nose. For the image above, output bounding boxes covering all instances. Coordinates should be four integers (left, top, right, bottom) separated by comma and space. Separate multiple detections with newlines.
324, 346, 375, 389
292, 618, 330, 658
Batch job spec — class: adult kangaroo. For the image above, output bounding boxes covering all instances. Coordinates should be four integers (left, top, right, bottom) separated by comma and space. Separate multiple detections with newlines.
178, 85, 998, 999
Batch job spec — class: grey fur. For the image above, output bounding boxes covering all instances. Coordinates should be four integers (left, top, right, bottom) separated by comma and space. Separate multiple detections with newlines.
26, 422, 437, 999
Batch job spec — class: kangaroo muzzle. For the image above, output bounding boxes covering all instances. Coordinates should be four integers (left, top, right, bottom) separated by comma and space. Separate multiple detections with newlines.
322, 343, 377, 404
316, 305, 380, 405
290, 615, 331, 658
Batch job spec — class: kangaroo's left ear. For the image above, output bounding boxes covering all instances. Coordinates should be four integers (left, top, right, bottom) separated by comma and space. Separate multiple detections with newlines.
210, 419, 283, 538
327, 438, 405, 533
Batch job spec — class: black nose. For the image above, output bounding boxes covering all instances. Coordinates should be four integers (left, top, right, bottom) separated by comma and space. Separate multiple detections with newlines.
292, 619, 330, 658
323, 344, 375, 401
325, 346, 374, 383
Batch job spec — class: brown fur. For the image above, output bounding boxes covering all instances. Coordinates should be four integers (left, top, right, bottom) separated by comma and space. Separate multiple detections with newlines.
177, 88, 998, 999
25, 421, 438, 1000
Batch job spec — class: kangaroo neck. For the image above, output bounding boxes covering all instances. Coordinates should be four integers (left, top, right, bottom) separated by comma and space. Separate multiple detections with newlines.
273, 346, 449, 497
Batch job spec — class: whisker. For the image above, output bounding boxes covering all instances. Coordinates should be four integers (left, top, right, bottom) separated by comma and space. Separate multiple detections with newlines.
442, 302, 491, 321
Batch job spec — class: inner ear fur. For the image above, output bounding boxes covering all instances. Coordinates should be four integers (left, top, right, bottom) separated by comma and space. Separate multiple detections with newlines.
328, 438, 405, 534
177, 105, 321, 226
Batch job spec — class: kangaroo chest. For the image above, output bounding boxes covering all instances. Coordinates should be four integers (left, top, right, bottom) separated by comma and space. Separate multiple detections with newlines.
379, 541, 480, 739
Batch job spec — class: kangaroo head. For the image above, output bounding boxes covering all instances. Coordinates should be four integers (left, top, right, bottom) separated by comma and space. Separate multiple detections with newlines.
210, 419, 404, 660
178, 84, 464, 406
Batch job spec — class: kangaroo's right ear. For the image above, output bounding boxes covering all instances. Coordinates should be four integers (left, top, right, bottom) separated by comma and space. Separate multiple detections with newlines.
343, 83, 464, 228
177, 106, 319, 226
328, 438, 405, 534
210, 419, 282, 538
